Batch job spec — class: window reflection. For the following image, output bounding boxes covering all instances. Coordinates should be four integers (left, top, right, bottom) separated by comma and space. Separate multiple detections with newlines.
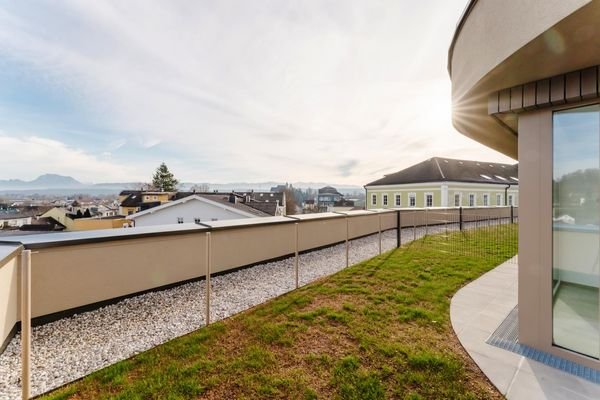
553, 104, 600, 358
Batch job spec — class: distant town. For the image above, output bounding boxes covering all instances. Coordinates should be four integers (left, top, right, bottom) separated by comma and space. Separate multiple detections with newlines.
0, 157, 518, 236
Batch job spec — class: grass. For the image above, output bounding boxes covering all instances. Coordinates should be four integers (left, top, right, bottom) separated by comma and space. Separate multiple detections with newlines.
41, 225, 517, 399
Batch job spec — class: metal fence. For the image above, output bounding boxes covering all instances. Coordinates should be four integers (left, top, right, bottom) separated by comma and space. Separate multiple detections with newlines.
398, 209, 518, 264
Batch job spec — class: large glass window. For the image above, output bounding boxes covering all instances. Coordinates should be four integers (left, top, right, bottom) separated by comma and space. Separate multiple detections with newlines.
553, 104, 600, 358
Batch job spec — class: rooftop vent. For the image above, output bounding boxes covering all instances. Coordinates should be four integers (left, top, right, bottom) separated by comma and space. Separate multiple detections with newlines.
480, 174, 492, 180
510, 177, 519, 182
495, 175, 507, 181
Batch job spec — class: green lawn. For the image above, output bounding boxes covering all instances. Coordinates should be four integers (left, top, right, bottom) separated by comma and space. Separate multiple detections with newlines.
42, 225, 517, 400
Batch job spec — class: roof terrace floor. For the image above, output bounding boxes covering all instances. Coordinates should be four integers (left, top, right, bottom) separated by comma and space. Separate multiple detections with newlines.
451, 257, 600, 399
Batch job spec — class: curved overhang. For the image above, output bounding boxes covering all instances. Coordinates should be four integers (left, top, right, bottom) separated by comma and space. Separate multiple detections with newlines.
448, 0, 600, 158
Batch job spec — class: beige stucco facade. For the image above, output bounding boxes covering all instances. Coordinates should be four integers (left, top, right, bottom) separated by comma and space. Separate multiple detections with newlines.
450, 0, 600, 368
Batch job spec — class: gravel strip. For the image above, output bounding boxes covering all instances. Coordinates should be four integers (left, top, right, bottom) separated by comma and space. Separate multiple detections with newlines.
0, 219, 514, 399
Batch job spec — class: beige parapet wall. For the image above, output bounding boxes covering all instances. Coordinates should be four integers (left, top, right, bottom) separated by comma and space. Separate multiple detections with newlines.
0, 207, 516, 350
0, 245, 21, 352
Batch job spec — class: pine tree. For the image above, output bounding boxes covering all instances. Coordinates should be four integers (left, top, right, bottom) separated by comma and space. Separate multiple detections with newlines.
152, 162, 179, 192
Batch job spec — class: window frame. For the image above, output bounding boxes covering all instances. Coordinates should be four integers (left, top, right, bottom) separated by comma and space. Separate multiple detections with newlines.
468, 193, 475, 207
371, 193, 377, 206
454, 192, 461, 207
383, 193, 388, 206
408, 192, 416, 207
394, 193, 401, 207
425, 192, 433, 208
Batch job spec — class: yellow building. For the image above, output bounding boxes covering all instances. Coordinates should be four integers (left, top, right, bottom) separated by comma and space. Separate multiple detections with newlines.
41, 208, 129, 231
118, 191, 171, 216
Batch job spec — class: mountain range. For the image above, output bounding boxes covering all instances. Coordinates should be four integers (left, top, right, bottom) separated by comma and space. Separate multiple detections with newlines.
0, 174, 363, 195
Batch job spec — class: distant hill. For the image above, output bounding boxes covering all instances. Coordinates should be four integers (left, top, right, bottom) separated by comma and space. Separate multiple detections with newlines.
0, 174, 363, 195
0, 174, 83, 189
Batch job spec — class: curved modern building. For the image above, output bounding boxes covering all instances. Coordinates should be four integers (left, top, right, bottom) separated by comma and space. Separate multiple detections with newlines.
449, 1, 600, 369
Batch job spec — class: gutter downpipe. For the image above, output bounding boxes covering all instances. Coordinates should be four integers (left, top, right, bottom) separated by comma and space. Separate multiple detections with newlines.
504, 184, 512, 206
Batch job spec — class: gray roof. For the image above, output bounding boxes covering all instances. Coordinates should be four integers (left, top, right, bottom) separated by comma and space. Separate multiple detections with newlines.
318, 186, 342, 195
366, 157, 518, 186
175, 192, 272, 217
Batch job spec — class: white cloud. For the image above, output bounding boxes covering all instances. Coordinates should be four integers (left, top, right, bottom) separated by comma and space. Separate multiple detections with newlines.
0, 134, 144, 182
0, 1, 515, 185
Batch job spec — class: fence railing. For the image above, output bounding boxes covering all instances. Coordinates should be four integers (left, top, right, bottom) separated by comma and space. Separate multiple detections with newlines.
0, 206, 518, 399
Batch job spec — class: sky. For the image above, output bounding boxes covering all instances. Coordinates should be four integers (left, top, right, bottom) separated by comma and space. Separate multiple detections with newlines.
0, 0, 515, 185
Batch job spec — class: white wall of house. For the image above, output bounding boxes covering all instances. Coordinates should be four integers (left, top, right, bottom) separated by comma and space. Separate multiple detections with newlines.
0, 216, 32, 228
128, 197, 257, 227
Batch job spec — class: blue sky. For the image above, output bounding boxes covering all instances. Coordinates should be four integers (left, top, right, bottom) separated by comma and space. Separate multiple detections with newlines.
0, 0, 514, 184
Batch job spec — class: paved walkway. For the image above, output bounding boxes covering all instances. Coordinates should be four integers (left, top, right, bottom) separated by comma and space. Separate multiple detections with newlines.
451, 258, 600, 400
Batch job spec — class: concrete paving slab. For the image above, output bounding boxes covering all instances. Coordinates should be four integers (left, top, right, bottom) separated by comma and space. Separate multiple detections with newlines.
451, 257, 600, 399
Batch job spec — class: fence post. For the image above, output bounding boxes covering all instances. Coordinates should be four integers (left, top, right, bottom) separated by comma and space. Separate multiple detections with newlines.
295, 223, 299, 288
205, 232, 211, 326
459, 207, 463, 231
396, 210, 401, 248
21, 249, 31, 400
510, 205, 514, 224
378, 213, 382, 255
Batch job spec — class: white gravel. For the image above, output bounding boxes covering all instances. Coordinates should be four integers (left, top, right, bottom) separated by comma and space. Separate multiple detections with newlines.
0, 219, 514, 399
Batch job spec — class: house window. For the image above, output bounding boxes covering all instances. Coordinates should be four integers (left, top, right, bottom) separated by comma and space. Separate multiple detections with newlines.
395, 194, 401, 206
153, 196, 158, 200
425, 193, 433, 208
454, 193, 461, 207
508, 195, 513, 206
496, 193, 502, 206
177, 217, 184, 224
409, 193, 416, 207
483, 194, 489, 207
383, 194, 388, 206
468, 194, 475, 207
371, 194, 377, 206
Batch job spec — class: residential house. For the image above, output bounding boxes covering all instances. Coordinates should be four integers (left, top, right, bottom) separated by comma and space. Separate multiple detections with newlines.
126, 194, 271, 227
317, 186, 344, 211
118, 190, 170, 216
41, 207, 130, 231
449, 0, 600, 369
365, 157, 518, 209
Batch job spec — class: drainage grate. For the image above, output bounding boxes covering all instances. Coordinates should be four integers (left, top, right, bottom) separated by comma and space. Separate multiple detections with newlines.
486, 306, 600, 384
